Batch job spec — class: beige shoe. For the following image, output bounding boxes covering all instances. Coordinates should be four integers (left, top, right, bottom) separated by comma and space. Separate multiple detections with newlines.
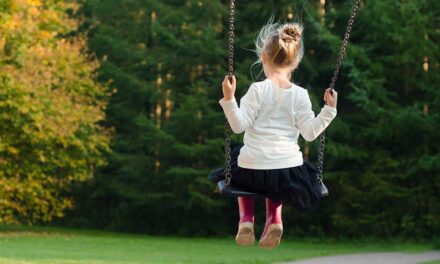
235, 222, 255, 246
259, 223, 283, 249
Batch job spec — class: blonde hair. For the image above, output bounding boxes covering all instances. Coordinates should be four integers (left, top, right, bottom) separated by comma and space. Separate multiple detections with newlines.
253, 19, 304, 73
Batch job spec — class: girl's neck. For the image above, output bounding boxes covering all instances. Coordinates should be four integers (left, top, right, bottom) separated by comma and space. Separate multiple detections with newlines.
265, 69, 293, 89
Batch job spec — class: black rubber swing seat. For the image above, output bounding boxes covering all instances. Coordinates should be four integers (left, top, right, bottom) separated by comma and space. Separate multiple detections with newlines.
217, 180, 267, 199
209, 166, 329, 199
209, 167, 268, 198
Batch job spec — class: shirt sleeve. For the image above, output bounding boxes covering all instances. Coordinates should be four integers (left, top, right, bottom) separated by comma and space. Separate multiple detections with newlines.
295, 89, 337, 142
219, 83, 261, 134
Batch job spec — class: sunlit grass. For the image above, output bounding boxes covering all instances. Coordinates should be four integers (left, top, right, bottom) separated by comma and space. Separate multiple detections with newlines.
0, 226, 436, 264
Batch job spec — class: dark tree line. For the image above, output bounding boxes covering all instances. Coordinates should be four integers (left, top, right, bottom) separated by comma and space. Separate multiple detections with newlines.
61, 0, 439, 240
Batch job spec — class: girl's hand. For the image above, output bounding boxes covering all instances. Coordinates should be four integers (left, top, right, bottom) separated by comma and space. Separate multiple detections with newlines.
222, 75, 236, 100
324, 88, 338, 108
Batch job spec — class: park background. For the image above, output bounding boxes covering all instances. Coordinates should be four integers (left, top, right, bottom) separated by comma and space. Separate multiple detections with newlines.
0, 0, 439, 263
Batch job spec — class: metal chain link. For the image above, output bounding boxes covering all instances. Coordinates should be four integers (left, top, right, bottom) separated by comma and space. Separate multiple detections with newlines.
224, 0, 235, 185
316, 0, 361, 182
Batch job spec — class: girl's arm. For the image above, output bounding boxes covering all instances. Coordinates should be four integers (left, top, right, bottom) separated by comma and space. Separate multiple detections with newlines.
219, 80, 261, 134
296, 88, 337, 142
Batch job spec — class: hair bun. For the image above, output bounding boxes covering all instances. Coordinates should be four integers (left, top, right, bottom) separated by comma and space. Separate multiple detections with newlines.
254, 21, 304, 68
279, 24, 302, 43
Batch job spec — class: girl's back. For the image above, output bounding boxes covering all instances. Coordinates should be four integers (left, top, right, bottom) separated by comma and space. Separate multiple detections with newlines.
220, 78, 336, 170
239, 79, 301, 170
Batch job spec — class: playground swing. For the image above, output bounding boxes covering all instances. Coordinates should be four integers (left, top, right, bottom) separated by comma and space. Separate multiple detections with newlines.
211, 0, 361, 199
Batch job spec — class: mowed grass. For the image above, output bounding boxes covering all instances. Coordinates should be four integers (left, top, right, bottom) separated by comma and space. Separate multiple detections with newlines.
0, 226, 436, 264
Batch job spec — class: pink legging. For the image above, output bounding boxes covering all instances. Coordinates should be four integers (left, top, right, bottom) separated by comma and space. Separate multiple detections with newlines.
238, 197, 283, 235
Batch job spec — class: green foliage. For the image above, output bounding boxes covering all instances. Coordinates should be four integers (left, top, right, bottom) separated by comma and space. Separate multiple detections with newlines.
0, 0, 110, 224
320, 0, 440, 239
61, 0, 440, 240
61, 0, 231, 235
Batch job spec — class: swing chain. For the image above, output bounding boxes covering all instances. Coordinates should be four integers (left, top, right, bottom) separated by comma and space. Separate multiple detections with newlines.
224, 0, 235, 185
227, 0, 235, 78
223, 0, 360, 185
224, 123, 232, 185
329, 0, 360, 90
316, 0, 361, 181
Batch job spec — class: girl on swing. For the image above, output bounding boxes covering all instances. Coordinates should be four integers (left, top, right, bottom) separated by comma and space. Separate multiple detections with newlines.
219, 21, 338, 248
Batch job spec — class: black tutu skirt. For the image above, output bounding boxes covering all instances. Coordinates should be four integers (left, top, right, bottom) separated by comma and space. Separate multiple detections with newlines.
209, 145, 322, 212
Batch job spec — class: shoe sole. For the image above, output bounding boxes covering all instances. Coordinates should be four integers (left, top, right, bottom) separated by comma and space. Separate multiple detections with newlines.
236, 223, 255, 246
259, 224, 283, 249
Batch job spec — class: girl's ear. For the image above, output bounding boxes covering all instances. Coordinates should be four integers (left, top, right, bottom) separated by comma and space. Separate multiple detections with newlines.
262, 52, 267, 64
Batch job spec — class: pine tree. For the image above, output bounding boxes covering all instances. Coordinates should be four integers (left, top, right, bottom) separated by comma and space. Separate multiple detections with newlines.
70, 0, 440, 239
72, 0, 233, 235
322, 0, 440, 239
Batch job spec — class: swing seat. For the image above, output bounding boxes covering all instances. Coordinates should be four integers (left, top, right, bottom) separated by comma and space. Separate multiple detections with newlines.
210, 166, 329, 199
217, 180, 267, 199
209, 167, 267, 198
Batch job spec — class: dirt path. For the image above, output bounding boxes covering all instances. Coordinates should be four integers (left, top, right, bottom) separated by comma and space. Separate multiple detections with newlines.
279, 251, 440, 264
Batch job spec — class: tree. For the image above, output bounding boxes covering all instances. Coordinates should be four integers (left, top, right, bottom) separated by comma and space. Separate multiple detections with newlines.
69, 0, 440, 239
321, 0, 440, 239
64, 0, 231, 234
0, 0, 110, 224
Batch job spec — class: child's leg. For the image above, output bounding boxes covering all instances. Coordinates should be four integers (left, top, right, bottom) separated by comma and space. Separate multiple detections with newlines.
238, 197, 255, 223
259, 198, 283, 248
236, 197, 255, 246
264, 198, 283, 227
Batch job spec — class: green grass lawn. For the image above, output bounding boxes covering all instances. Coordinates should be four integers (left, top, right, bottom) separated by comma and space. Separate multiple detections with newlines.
0, 226, 436, 264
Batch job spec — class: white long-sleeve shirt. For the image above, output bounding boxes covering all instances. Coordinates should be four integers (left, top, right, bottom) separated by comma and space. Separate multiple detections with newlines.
219, 78, 337, 170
